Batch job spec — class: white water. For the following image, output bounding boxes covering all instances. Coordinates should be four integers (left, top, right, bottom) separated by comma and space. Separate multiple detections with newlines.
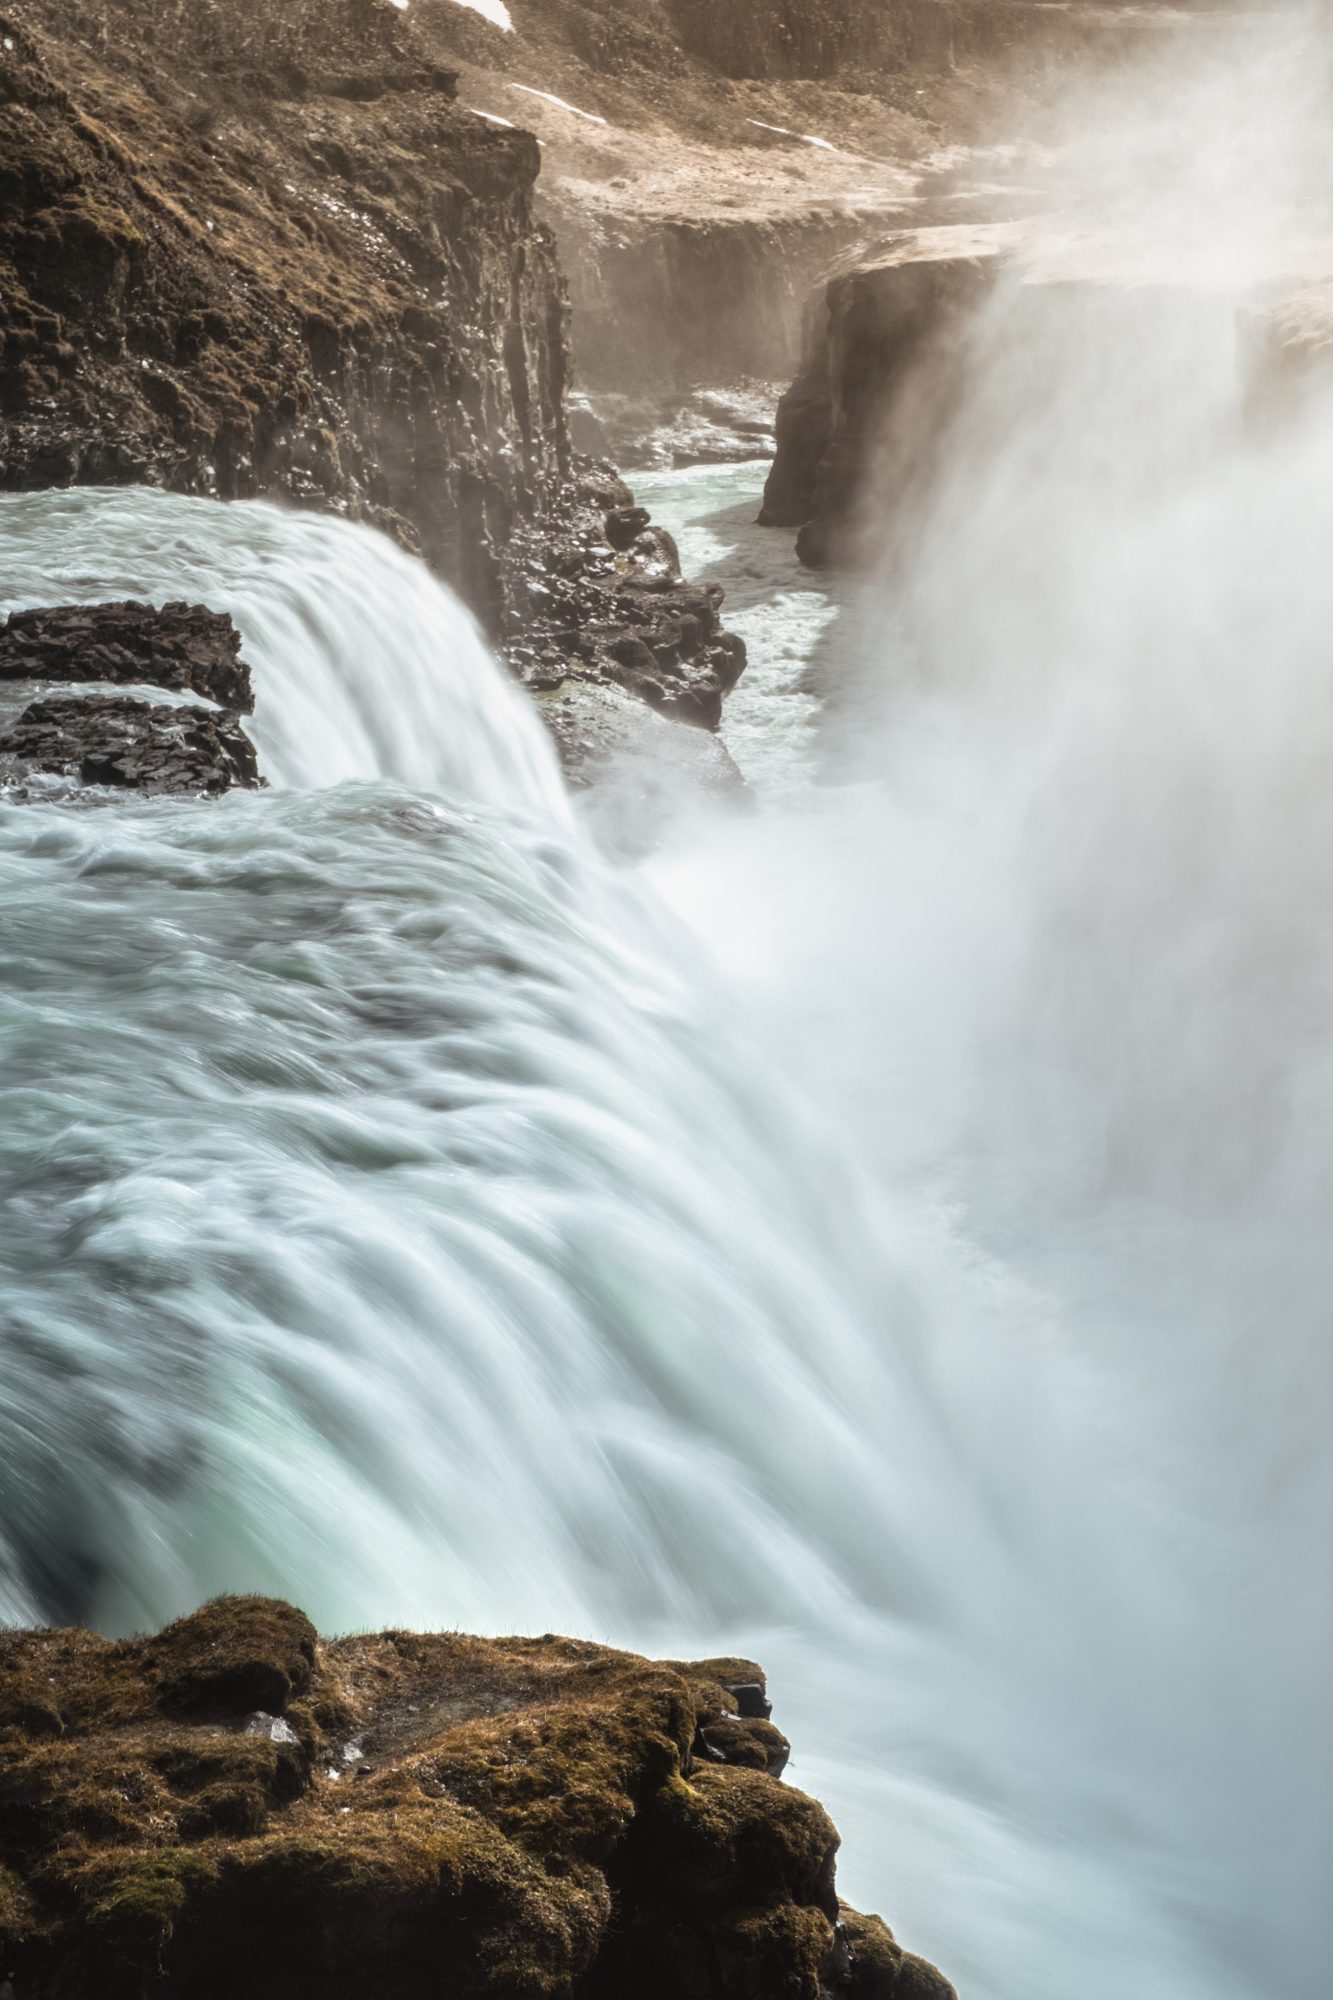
4, 14, 1333, 1997
632, 461, 840, 797
0, 489, 563, 814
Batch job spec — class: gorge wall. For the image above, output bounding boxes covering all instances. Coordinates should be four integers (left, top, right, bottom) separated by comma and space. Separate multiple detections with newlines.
764, 208, 1333, 571
662, 0, 1210, 84
0, 0, 566, 634
0, 0, 757, 755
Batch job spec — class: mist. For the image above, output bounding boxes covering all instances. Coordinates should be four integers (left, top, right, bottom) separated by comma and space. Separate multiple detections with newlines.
648, 7, 1333, 1992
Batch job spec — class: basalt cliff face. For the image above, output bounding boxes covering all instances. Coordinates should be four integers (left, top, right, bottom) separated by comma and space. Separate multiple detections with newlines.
0, 1596, 955, 2000
0, 0, 568, 633
661, 0, 1205, 82
762, 228, 1007, 568
765, 209, 1333, 572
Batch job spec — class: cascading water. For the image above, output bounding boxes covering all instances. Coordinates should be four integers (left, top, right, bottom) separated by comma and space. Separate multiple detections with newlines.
0, 489, 563, 811
4, 11, 1332, 1999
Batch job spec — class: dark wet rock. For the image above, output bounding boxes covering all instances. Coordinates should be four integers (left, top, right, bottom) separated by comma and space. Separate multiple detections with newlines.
759, 336, 833, 528
0, 602, 252, 711
508, 468, 747, 732
762, 228, 1006, 567
718, 1678, 773, 1720
0, 1597, 956, 2000
0, 598, 263, 797
0, 692, 262, 796
605, 505, 652, 551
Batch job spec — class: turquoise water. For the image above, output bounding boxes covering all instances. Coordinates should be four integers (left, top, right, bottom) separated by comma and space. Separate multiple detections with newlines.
631, 462, 844, 796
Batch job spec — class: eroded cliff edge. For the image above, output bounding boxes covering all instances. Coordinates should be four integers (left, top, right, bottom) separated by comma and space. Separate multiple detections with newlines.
0, 1596, 955, 2000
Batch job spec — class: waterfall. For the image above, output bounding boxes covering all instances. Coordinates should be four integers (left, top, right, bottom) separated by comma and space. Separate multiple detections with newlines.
4, 9, 1333, 1982
0, 489, 565, 813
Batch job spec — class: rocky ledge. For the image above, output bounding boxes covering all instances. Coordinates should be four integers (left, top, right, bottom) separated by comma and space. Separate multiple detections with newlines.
506, 466, 747, 732
0, 600, 262, 797
0, 1596, 954, 2000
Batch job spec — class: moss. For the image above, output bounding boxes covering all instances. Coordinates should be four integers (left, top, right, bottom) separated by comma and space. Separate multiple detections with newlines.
840, 1904, 958, 1999
622, 1764, 839, 1916
176, 1781, 272, 1841
0, 1625, 120, 1737
426, 1672, 694, 1868
0, 1603, 951, 2000
149, 1596, 317, 1719
722, 1903, 836, 1998
199, 1812, 605, 1998
0, 1861, 34, 1954
60, 1846, 218, 1956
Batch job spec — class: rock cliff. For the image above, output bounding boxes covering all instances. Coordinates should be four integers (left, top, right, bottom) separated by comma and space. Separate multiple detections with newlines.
663, 0, 1209, 81
0, 0, 568, 634
0, 1595, 956, 2000
764, 211, 1333, 571
762, 226, 1007, 566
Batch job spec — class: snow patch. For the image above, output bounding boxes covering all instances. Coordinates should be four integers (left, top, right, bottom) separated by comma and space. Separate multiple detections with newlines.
510, 83, 608, 127
449, 0, 515, 28
747, 118, 844, 156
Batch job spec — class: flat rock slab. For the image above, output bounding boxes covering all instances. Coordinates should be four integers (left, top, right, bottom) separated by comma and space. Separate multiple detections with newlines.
0, 601, 254, 711
0, 692, 263, 796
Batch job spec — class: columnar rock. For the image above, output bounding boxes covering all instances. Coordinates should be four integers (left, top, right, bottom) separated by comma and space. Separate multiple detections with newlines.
762, 227, 1007, 568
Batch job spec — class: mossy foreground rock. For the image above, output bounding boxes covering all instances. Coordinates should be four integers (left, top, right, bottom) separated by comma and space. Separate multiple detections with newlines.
0, 1597, 955, 2000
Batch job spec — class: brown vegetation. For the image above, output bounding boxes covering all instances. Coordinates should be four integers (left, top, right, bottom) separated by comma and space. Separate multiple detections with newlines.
0, 1596, 955, 2000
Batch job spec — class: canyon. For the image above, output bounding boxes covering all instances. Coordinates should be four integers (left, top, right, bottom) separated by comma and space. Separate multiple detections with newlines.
2, 4, 1329, 1999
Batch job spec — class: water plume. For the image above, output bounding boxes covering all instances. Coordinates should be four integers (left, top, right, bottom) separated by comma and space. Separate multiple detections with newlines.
646, 7, 1333, 1993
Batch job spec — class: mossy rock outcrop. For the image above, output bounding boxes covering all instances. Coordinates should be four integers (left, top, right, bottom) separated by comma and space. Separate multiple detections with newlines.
0, 1595, 955, 2000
